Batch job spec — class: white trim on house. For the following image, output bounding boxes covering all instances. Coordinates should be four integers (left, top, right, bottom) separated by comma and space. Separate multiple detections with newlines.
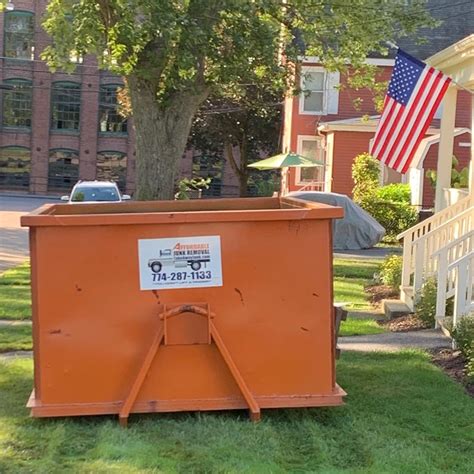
318, 116, 441, 135
295, 135, 325, 186
298, 56, 395, 67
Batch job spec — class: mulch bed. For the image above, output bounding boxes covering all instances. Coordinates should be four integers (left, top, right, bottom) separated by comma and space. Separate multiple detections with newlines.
430, 348, 474, 398
378, 314, 430, 332
365, 284, 399, 307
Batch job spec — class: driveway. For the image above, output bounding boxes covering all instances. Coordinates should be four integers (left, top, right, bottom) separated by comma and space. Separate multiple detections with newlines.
0, 195, 58, 273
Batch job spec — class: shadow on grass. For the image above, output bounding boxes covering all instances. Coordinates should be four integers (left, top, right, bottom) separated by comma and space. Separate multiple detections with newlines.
0, 352, 473, 473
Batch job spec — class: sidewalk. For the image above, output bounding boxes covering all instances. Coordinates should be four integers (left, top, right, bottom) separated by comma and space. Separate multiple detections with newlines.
339, 328, 451, 352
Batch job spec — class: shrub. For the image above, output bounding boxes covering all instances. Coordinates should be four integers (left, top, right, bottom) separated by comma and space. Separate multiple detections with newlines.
352, 155, 418, 239
175, 177, 211, 200
361, 198, 418, 239
414, 278, 437, 327
376, 183, 411, 204
451, 314, 474, 359
379, 255, 402, 291
352, 153, 379, 203
452, 314, 474, 381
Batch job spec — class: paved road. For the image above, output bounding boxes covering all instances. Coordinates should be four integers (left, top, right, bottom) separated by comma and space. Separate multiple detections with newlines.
0, 195, 58, 273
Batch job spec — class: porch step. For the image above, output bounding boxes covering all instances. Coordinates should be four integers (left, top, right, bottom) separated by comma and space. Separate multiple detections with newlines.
383, 299, 412, 320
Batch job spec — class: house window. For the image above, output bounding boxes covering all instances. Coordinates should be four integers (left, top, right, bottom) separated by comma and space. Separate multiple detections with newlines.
51, 82, 81, 131
2, 79, 32, 129
0, 146, 30, 189
99, 84, 127, 134
48, 149, 79, 191
97, 151, 127, 190
4, 11, 34, 60
300, 67, 325, 114
297, 136, 325, 184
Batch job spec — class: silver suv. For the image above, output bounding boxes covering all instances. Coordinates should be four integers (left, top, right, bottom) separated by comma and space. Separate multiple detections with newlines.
61, 181, 131, 203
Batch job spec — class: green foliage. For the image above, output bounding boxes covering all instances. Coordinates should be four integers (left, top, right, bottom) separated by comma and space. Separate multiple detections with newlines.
414, 278, 437, 327
175, 177, 211, 200
426, 156, 470, 189
0, 265, 31, 320
189, 85, 282, 197
0, 325, 32, 353
451, 314, 474, 360
352, 156, 418, 239
379, 255, 402, 291
363, 199, 418, 240
41, 1, 435, 199
352, 153, 380, 203
377, 183, 411, 203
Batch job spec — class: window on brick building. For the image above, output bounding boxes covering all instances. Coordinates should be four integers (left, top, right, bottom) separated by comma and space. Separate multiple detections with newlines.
4, 11, 34, 60
0, 146, 30, 189
2, 79, 32, 128
97, 151, 127, 190
48, 149, 79, 191
51, 82, 81, 131
99, 85, 127, 134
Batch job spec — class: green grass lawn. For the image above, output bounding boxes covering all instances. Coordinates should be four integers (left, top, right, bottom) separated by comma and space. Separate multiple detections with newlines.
0, 263, 31, 320
333, 258, 386, 336
338, 316, 385, 337
0, 351, 472, 472
333, 258, 378, 310
0, 325, 32, 353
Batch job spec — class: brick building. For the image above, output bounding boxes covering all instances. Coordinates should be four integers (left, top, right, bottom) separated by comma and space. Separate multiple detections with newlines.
0, 0, 240, 197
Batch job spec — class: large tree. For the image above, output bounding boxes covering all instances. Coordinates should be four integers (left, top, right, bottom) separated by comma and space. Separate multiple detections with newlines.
189, 84, 282, 197
41, 0, 433, 200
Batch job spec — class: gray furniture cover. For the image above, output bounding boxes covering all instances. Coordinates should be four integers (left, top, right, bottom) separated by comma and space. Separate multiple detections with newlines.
288, 191, 385, 250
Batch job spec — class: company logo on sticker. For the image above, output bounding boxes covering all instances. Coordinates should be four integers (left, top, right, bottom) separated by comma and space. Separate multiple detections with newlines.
138, 236, 223, 290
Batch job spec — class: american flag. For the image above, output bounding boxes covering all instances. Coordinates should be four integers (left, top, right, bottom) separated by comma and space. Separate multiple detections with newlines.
370, 49, 452, 174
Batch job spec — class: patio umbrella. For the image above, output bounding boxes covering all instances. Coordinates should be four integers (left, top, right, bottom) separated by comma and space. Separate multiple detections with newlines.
248, 152, 324, 170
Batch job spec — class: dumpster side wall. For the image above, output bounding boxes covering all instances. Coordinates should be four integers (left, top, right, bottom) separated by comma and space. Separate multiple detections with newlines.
30, 215, 340, 415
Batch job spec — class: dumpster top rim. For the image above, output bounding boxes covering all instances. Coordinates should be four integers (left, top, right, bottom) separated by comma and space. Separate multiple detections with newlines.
21, 196, 344, 227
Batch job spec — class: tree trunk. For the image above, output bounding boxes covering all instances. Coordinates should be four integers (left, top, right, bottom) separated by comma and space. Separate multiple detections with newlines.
128, 75, 208, 200
225, 141, 248, 197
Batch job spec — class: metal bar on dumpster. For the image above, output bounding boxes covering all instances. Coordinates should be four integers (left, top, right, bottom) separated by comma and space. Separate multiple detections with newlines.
210, 321, 261, 422
119, 326, 164, 427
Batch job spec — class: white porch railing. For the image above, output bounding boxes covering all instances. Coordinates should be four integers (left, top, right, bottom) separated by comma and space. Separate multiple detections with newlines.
436, 250, 474, 325
297, 181, 325, 192
399, 193, 473, 307
435, 232, 474, 322
412, 208, 473, 294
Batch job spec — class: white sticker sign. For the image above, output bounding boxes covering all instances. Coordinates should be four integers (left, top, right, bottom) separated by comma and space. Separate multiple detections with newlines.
138, 236, 223, 290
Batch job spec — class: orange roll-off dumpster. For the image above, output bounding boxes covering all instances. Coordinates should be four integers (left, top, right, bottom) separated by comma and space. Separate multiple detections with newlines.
21, 196, 345, 425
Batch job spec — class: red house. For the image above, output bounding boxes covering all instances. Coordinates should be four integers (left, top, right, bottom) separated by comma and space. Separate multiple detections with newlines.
282, 2, 472, 209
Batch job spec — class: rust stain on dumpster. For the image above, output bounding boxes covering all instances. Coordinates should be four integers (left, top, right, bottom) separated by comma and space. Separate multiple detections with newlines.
21, 196, 345, 424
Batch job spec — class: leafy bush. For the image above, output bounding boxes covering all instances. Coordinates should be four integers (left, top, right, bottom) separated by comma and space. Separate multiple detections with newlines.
451, 314, 474, 359
352, 153, 379, 203
379, 255, 402, 291
452, 314, 474, 381
352, 155, 418, 239
175, 177, 211, 200
361, 198, 418, 239
376, 183, 411, 204
414, 278, 437, 327
426, 155, 469, 190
